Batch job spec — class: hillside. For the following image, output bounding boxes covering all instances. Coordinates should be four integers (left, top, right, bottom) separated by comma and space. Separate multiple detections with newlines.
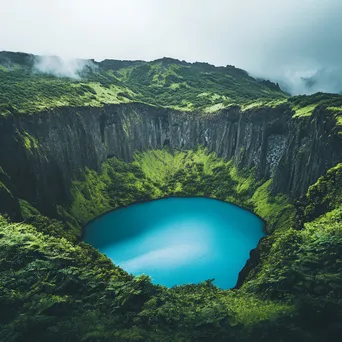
0, 51, 286, 114
1, 51, 342, 341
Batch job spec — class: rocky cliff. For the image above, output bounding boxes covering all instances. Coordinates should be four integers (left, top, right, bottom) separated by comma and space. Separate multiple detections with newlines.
1, 103, 341, 217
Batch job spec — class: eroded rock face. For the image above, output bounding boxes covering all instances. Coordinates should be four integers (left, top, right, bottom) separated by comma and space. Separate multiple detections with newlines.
0, 103, 341, 216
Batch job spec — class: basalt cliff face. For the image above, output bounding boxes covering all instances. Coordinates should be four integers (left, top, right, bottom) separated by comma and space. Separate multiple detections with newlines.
1, 103, 341, 219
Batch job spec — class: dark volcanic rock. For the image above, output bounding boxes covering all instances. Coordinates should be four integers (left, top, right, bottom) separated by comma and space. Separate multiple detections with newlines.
0, 103, 341, 217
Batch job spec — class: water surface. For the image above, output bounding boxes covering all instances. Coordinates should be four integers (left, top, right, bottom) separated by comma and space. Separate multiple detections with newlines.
84, 197, 264, 288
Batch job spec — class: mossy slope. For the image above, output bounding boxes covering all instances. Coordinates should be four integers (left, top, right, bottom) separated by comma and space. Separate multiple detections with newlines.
2, 160, 342, 341
70, 149, 295, 231
1, 148, 342, 341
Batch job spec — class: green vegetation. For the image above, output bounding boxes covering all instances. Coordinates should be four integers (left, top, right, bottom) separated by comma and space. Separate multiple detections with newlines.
0, 53, 287, 115
292, 104, 317, 118
2, 52, 342, 124
241, 207, 342, 342
251, 180, 296, 231
301, 163, 342, 224
1, 51, 342, 341
0, 69, 134, 114
1, 156, 342, 341
19, 131, 39, 150
289, 92, 342, 109
0, 216, 305, 342
289, 92, 342, 118
69, 149, 295, 231
3, 52, 342, 125
110, 59, 287, 112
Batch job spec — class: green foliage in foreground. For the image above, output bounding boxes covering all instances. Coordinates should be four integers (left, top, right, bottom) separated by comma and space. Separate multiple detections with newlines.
242, 207, 342, 340
70, 149, 295, 231
0, 215, 325, 342
239, 164, 342, 340
2, 161, 342, 340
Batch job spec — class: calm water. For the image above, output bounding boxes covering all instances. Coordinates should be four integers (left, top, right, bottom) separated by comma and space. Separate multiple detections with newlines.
84, 197, 264, 289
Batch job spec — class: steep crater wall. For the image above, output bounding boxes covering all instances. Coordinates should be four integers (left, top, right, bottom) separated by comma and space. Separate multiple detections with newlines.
0, 103, 341, 217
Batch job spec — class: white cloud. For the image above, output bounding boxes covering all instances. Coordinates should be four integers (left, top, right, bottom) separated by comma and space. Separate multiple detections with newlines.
33, 55, 96, 78
1, 0, 342, 93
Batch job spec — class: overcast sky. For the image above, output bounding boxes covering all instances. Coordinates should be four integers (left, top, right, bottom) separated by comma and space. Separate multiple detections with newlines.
1, 0, 342, 93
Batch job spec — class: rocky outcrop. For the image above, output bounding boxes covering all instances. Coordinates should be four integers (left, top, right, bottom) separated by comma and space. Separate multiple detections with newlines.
0, 103, 341, 217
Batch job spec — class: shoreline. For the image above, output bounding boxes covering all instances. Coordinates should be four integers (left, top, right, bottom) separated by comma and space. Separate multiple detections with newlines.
80, 195, 267, 240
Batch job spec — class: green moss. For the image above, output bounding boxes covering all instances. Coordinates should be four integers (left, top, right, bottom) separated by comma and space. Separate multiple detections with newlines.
0, 69, 134, 114
2, 53, 342, 341
292, 104, 316, 118
0, 56, 287, 114
68, 149, 293, 233
204, 102, 226, 113
244, 206, 342, 306
79, 82, 134, 106
0, 180, 11, 196
2, 153, 342, 340
328, 106, 342, 112
69, 157, 159, 225
0, 215, 302, 341
241, 164, 342, 334
336, 115, 342, 126
19, 199, 40, 219
223, 291, 294, 326
301, 163, 342, 224
289, 93, 342, 110
19, 131, 39, 150
228, 165, 256, 196
70, 167, 114, 224
242, 101, 265, 111
3, 54, 342, 119
250, 180, 295, 231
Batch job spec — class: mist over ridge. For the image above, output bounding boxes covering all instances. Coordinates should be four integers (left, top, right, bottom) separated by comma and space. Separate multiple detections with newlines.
30, 53, 342, 96
1, 0, 342, 94
33, 55, 97, 79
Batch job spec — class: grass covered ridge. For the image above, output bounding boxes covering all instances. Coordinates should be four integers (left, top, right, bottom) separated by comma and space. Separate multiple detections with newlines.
289, 92, 342, 118
0, 53, 287, 115
0, 69, 134, 115
2, 52, 342, 131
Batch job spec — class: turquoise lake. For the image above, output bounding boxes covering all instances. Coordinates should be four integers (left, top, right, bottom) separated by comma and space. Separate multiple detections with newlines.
84, 197, 265, 289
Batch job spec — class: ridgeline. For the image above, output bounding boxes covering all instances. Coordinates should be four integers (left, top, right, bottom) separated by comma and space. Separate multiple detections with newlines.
1, 51, 342, 342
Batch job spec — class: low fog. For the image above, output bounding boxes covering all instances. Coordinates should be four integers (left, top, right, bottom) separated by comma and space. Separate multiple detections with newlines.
1, 0, 342, 94
33, 56, 96, 79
